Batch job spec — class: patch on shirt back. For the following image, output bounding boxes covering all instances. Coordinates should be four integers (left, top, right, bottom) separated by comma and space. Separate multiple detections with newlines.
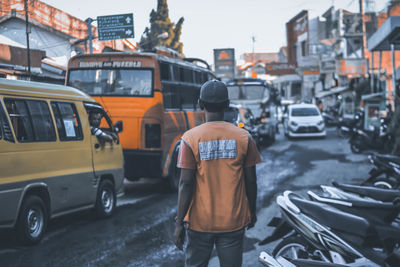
199, 140, 237, 161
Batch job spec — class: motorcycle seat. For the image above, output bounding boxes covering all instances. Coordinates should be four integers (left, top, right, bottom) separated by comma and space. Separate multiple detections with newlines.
308, 191, 400, 224
333, 182, 400, 202
289, 195, 371, 238
375, 153, 400, 165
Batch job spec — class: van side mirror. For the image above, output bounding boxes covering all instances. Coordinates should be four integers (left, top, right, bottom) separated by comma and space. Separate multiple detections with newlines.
114, 121, 123, 133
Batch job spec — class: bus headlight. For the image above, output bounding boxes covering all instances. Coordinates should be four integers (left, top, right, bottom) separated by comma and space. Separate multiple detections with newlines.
145, 124, 161, 148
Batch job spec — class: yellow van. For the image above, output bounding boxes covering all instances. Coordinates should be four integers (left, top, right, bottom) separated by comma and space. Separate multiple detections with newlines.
0, 78, 124, 245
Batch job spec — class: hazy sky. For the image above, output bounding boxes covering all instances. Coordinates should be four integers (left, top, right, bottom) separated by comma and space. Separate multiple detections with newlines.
42, 0, 388, 64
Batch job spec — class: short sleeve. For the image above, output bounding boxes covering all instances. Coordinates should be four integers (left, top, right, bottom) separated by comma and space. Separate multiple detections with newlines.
244, 136, 262, 167
177, 139, 197, 169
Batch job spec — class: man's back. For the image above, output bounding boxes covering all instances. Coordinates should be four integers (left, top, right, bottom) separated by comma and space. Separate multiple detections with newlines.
180, 121, 258, 232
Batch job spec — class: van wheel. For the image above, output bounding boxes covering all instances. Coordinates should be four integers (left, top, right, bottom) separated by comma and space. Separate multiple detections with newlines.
16, 195, 48, 245
168, 145, 181, 192
95, 179, 116, 218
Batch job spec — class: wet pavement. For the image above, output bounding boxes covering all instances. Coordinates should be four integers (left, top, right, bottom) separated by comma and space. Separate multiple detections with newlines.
0, 127, 372, 267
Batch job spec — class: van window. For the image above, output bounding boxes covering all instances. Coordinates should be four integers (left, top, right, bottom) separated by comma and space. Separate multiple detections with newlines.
4, 99, 55, 142
0, 102, 13, 141
27, 101, 57, 141
51, 102, 83, 141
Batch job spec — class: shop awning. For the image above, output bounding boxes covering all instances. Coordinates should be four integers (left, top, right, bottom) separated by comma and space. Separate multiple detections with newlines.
315, 86, 348, 98
361, 91, 386, 101
368, 16, 400, 51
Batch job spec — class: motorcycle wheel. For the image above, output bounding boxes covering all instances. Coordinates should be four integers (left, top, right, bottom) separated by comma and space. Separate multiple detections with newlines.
383, 138, 395, 154
350, 137, 364, 154
337, 126, 348, 138
373, 179, 396, 189
272, 236, 312, 260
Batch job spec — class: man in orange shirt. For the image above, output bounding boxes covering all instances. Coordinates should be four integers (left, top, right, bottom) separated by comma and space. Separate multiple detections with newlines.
173, 80, 261, 267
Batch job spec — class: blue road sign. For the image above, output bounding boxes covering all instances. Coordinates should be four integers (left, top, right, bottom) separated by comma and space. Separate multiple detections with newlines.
97, 13, 134, 41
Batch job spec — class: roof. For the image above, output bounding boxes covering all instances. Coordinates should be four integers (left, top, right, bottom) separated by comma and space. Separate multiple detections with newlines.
289, 103, 319, 109
226, 78, 267, 86
69, 52, 212, 72
0, 34, 25, 48
0, 78, 94, 101
315, 86, 349, 98
279, 46, 287, 57
242, 53, 279, 63
367, 16, 400, 51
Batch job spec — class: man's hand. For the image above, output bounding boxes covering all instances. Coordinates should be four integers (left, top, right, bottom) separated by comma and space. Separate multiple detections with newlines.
111, 132, 119, 143
247, 213, 257, 230
173, 223, 185, 250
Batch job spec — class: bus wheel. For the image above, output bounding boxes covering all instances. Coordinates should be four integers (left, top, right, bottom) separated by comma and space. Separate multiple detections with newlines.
168, 145, 181, 192
95, 179, 116, 218
16, 195, 48, 245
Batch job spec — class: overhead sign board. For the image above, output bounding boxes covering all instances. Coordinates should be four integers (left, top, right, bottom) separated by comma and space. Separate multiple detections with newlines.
336, 59, 367, 76
214, 48, 235, 79
265, 63, 296, 76
97, 13, 134, 41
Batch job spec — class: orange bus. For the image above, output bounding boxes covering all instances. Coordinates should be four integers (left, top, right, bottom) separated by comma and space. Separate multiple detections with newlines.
66, 51, 216, 190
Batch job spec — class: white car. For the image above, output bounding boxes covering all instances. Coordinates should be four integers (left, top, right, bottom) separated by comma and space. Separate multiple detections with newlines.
283, 103, 326, 138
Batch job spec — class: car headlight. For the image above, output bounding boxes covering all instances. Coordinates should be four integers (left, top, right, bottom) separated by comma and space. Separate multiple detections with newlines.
290, 121, 298, 127
317, 120, 324, 126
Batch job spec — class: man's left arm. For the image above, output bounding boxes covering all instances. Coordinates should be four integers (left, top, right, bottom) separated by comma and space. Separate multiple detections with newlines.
244, 166, 257, 229
243, 136, 261, 229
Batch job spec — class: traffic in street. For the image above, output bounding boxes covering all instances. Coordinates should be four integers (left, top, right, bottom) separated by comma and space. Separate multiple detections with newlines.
0, 128, 372, 266
1, 0, 400, 266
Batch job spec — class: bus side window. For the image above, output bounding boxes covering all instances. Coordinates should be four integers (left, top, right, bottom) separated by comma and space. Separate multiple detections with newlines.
172, 65, 180, 81
162, 82, 181, 109
160, 62, 171, 81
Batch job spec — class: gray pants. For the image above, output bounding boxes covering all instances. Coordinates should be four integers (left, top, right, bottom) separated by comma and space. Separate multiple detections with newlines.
185, 228, 245, 267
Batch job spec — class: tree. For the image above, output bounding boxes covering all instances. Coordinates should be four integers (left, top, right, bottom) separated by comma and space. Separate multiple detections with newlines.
139, 0, 184, 54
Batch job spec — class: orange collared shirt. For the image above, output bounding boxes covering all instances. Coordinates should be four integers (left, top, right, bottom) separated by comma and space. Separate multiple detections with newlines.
177, 121, 261, 232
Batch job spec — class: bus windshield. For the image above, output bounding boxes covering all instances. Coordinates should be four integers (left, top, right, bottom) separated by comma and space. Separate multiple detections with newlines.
68, 69, 153, 96
227, 85, 266, 100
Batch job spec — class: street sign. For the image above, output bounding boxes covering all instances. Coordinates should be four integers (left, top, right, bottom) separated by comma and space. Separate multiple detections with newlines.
213, 48, 235, 79
97, 13, 134, 41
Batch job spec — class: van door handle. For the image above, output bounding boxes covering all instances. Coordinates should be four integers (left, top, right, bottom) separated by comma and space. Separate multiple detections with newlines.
94, 143, 100, 149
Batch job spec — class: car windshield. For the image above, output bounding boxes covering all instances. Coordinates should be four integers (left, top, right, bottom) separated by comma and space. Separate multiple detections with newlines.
291, 107, 319, 117
68, 69, 153, 96
227, 85, 266, 100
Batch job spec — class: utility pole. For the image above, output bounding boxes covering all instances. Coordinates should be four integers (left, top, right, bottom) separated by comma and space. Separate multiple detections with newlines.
85, 18, 94, 54
359, 0, 367, 58
251, 35, 256, 62
24, 0, 31, 79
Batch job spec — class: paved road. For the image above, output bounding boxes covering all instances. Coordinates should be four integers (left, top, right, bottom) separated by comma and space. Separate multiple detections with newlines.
0, 128, 371, 267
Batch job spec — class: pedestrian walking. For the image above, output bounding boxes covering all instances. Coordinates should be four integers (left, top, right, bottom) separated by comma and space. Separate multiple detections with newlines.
173, 80, 261, 267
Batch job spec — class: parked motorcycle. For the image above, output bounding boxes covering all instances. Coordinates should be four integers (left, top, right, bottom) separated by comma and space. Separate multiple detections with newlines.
259, 251, 348, 267
260, 191, 400, 266
322, 111, 338, 127
324, 182, 400, 202
360, 153, 400, 189
349, 118, 394, 154
336, 111, 363, 138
